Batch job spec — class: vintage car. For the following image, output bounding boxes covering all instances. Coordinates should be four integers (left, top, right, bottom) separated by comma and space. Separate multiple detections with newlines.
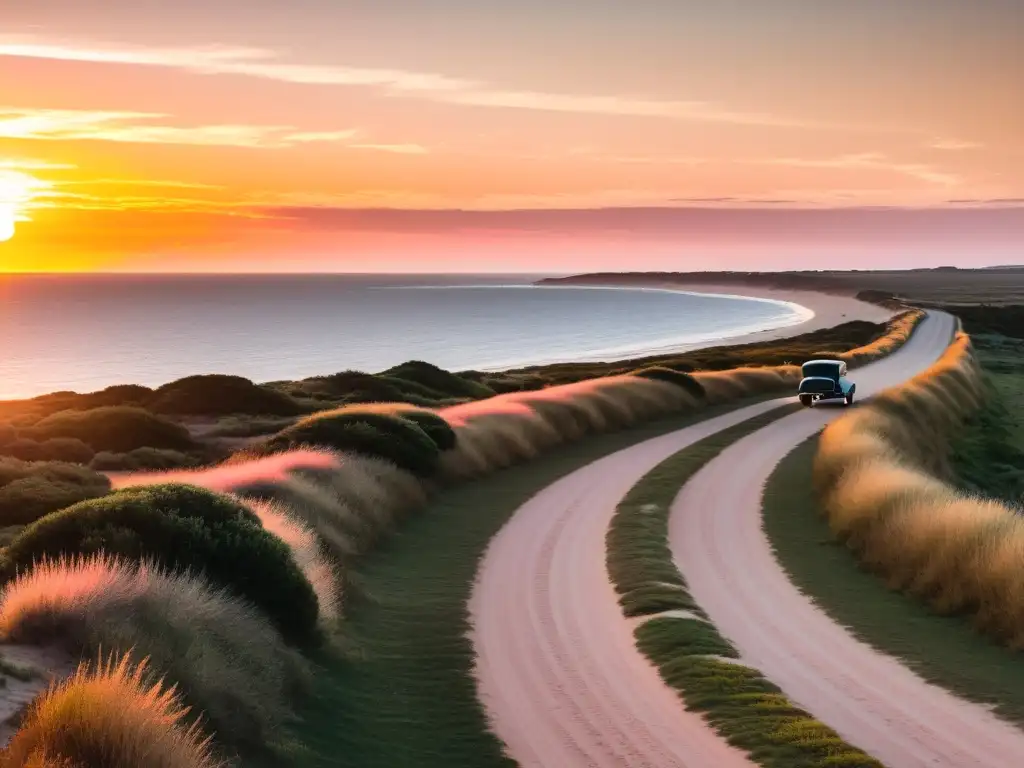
798, 359, 855, 407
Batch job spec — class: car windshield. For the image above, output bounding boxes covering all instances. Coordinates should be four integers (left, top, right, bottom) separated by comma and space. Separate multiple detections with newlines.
803, 362, 840, 379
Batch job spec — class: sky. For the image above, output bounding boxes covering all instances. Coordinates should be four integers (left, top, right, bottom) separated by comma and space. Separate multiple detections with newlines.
0, 0, 1022, 273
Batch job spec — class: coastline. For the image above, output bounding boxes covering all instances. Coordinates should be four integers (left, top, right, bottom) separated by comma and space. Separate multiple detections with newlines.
0, 280, 889, 403
481, 280, 892, 371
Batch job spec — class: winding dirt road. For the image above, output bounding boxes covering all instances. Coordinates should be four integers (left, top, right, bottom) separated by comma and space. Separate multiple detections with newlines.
471, 311, 1024, 767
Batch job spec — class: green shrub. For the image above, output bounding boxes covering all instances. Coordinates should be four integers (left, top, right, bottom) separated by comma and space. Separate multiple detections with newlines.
89, 447, 200, 472
2, 483, 320, 645
149, 374, 305, 417
632, 367, 706, 399
29, 407, 196, 453
0, 458, 111, 527
397, 410, 458, 451
383, 360, 495, 399
261, 410, 441, 476
3, 437, 95, 464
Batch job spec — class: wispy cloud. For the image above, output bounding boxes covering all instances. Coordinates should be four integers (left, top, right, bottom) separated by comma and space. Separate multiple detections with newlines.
0, 108, 418, 151
0, 35, 827, 128
0, 157, 76, 171
761, 153, 961, 186
348, 143, 428, 155
929, 138, 983, 151
59, 178, 225, 190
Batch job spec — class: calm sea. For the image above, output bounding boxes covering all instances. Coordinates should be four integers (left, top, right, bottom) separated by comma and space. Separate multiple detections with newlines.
0, 274, 807, 400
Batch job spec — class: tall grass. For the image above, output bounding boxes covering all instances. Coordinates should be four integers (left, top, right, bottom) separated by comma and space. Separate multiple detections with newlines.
813, 332, 1024, 648
0, 652, 223, 768
0, 554, 310, 755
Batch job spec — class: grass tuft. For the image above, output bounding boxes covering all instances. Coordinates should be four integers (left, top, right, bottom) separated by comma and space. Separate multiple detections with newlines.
0, 651, 224, 768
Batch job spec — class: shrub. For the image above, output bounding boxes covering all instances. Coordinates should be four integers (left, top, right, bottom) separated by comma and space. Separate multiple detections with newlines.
90, 447, 199, 472
0, 459, 111, 527
259, 410, 441, 477
0, 652, 223, 768
149, 374, 305, 417
334, 403, 458, 452
2, 484, 321, 646
0, 423, 15, 447
3, 437, 94, 464
0, 555, 310, 757
383, 360, 495, 399
29, 407, 196, 453
631, 367, 706, 399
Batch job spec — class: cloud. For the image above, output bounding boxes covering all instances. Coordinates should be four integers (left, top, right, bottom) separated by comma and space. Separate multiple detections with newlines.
761, 153, 961, 186
0, 108, 417, 151
929, 138, 983, 151
59, 178, 225, 190
0, 157, 76, 170
348, 143, 428, 155
0, 35, 828, 128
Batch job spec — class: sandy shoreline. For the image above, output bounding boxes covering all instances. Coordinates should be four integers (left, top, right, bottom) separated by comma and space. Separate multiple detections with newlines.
485, 280, 893, 369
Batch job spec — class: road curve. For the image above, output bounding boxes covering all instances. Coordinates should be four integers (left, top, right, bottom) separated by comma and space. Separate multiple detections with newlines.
471, 311, 1024, 768
671, 311, 1024, 767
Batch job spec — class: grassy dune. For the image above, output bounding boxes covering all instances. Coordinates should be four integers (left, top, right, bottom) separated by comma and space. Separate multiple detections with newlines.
0, 310, 924, 765
814, 331, 1024, 649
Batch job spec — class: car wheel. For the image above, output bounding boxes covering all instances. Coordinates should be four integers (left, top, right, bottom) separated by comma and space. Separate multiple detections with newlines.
799, 395, 813, 407
846, 392, 854, 406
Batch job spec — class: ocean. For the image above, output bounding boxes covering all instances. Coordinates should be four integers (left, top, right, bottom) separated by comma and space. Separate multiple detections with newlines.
0, 274, 808, 400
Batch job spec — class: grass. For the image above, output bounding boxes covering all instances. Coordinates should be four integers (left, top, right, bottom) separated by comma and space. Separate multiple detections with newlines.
606, 403, 883, 768
0, 652, 224, 768
0, 554, 310, 761
765, 437, 1024, 726
278, 396, 788, 768
813, 332, 1024, 649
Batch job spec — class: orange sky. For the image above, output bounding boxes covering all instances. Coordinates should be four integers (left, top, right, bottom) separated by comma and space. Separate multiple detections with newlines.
1, 1, 1022, 272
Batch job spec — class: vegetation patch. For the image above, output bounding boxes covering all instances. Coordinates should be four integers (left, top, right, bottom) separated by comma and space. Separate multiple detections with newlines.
259, 410, 441, 477
28, 406, 197, 453
1, 483, 321, 646
632, 366, 707, 399
606, 403, 882, 768
766, 437, 1024, 726
0, 458, 111, 527
150, 374, 307, 417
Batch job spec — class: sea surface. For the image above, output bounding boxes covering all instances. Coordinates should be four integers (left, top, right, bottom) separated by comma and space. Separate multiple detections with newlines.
0, 274, 809, 400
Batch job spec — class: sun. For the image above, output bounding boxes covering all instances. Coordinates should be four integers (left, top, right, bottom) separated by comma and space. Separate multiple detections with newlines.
0, 205, 15, 243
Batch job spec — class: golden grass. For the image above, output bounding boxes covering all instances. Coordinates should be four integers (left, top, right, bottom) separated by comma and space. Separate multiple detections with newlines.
0, 554, 310, 752
838, 308, 925, 366
814, 332, 1024, 648
244, 498, 340, 630
0, 652, 222, 768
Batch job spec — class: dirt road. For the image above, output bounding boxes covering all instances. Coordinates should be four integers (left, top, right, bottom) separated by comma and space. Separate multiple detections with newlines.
471, 312, 1024, 767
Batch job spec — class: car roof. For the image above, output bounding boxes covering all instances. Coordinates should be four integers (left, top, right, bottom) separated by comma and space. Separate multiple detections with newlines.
803, 359, 842, 366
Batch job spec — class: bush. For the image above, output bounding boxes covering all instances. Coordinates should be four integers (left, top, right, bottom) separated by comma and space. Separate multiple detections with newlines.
631, 367, 706, 399
149, 374, 305, 417
3, 437, 95, 464
0, 458, 111, 527
0, 423, 15, 447
383, 360, 495, 399
0, 652, 221, 768
260, 410, 441, 476
2, 483, 321, 646
0, 556, 310, 758
399, 410, 458, 451
29, 406, 196, 453
90, 447, 199, 472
